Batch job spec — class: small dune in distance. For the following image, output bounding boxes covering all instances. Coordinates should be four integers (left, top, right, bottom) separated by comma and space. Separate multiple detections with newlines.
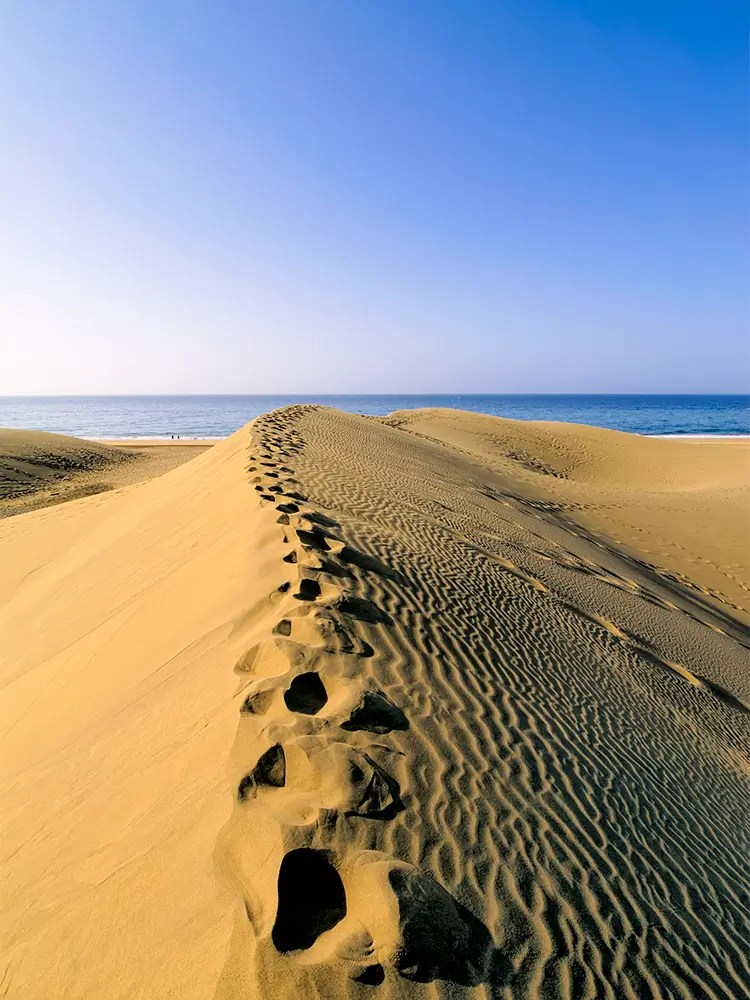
0, 406, 747, 999
0, 429, 212, 518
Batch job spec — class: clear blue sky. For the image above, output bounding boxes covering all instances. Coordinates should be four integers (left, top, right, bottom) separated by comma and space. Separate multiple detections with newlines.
1, 1, 747, 393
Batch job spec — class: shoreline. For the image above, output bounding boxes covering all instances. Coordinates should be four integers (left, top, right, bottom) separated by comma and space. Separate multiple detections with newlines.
86, 436, 226, 443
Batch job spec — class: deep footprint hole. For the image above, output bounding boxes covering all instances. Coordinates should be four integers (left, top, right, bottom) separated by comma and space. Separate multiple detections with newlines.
277, 503, 299, 514
272, 849, 346, 953
238, 743, 286, 800
295, 578, 321, 601
296, 528, 330, 551
284, 672, 328, 715
342, 691, 409, 734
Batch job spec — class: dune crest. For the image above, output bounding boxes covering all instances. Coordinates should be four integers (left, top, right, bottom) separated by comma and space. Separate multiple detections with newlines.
1, 406, 748, 999
215, 406, 749, 999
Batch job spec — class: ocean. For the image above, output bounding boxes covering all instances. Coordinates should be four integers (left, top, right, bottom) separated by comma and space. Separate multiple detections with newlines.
0, 394, 747, 439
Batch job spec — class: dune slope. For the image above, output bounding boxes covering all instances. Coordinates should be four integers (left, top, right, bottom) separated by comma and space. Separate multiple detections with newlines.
217, 406, 749, 1000
385, 408, 750, 621
0, 428, 212, 517
0, 428, 272, 999
1, 406, 748, 1000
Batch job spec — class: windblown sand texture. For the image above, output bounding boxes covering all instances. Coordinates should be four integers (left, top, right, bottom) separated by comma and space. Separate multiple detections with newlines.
0, 407, 748, 1000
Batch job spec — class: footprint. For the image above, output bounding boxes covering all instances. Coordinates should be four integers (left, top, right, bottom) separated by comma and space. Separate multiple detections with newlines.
234, 637, 319, 677
272, 849, 347, 954
317, 852, 495, 985
386, 861, 493, 983
238, 744, 286, 800
294, 579, 322, 602
341, 691, 409, 734
284, 672, 328, 715
236, 740, 403, 824
286, 615, 375, 657
241, 688, 276, 715
277, 503, 299, 514
296, 528, 333, 552
346, 752, 404, 819
327, 594, 392, 625
243, 665, 409, 734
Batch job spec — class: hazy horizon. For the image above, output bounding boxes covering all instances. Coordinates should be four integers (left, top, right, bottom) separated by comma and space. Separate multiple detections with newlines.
2, 2, 747, 395
1, 392, 748, 399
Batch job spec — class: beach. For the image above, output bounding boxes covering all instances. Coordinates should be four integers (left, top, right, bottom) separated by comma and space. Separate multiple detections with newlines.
0, 430, 214, 518
0, 406, 747, 999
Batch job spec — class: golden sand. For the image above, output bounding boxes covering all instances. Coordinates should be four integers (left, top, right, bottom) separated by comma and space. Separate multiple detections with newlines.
0, 429, 212, 518
0, 407, 747, 999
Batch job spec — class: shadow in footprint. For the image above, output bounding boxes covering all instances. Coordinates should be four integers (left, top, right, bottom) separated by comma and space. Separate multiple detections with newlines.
388, 866, 495, 986
296, 528, 331, 552
241, 688, 275, 716
342, 691, 409, 734
303, 511, 340, 529
284, 672, 328, 715
238, 744, 286, 800
354, 965, 385, 985
332, 595, 392, 625
350, 754, 404, 820
295, 578, 321, 601
272, 849, 347, 953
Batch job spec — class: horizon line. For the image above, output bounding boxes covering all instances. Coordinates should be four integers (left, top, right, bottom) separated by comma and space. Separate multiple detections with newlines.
1, 391, 748, 399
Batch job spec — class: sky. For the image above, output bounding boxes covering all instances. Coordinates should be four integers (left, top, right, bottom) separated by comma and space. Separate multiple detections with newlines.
0, 1, 747, 394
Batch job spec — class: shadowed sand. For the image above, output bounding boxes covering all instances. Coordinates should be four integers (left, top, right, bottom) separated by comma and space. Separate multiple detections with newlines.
0, 407, 747, 1000
0, 429, 213, 518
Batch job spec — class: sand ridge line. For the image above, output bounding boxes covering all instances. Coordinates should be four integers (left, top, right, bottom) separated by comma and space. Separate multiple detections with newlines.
214, 414, 502, 996
2, 407, 746, 1000
385, 409, 750, 624
210, 404, 750, 1000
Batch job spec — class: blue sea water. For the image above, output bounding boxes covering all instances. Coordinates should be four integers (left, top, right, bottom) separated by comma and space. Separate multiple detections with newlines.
0, 395, 747, 439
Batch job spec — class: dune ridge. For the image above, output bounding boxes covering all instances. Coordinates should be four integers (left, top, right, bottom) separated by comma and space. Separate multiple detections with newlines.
0, 406, 748, 999
215, 406, 749, 999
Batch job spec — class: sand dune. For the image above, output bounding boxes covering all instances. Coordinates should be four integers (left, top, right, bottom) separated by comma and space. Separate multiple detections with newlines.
0, 429, 212, 518
385, 409, 750, 621
0, 407, 748, 999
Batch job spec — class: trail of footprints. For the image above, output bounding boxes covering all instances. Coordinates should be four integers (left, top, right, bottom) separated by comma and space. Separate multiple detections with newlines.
222, 432, 496, 989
